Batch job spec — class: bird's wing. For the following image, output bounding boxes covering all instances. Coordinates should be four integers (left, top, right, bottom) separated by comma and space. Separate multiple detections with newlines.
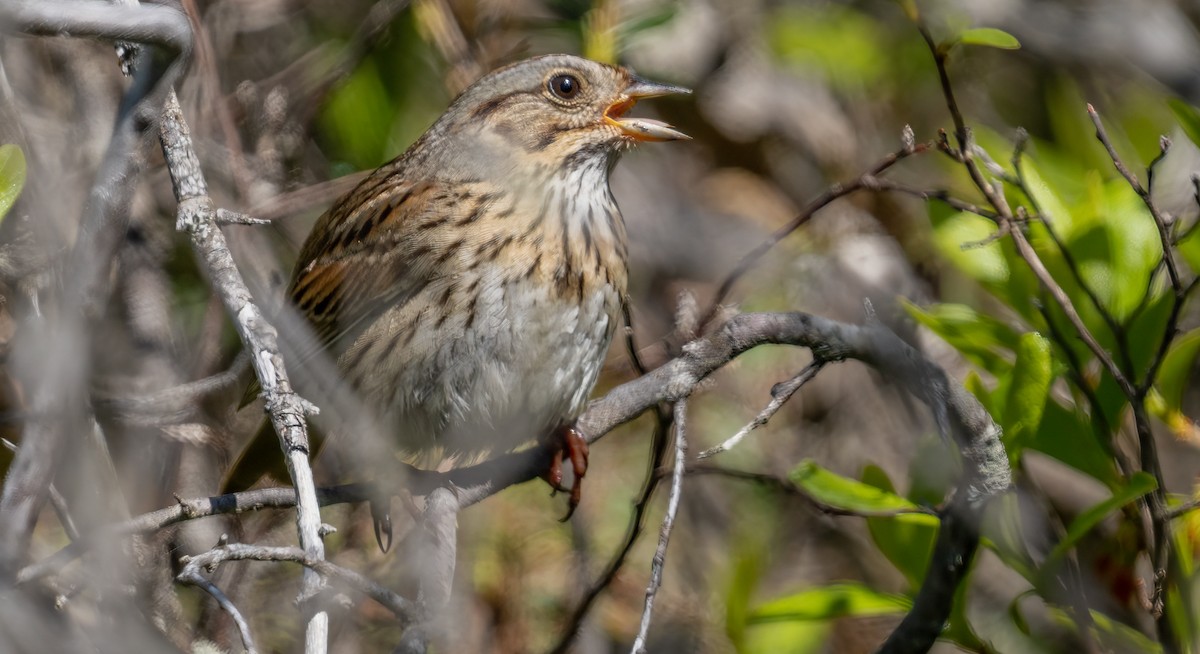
227, 174, 498, 488
288, 174, 487, 355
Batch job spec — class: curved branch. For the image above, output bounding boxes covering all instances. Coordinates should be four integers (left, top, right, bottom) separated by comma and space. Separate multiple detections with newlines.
19, 310, 1009, 654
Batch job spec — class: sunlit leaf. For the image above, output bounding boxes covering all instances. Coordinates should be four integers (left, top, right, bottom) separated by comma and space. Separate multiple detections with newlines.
1091, 179, 1162, 320
0, 144, 27, 224
932, 211, 1009, 285
954, 28, 1021, 50
1021, 158, 1078, 241
1165, 575, 1198, 648
963, 370, 994, 412
1047, 607, 1164, 653
725, 533, 769, 650
749, 583, 911, 624
1047, 472, 1157, 563
790, 459, 919, 513
1169, 499, 1198, 578
903, 301, 1021, 375
768, 6, 889, 89
1002, 332, 1053, 458
319, 58, 396, 169
741, 622, 829, 654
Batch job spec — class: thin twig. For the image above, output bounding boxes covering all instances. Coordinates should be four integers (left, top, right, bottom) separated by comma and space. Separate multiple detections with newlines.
1086, 105, 1182, 651
177, 542, 259, 654
1087, 105, 1186, 392
178, 541, 415, 622
698, 361, 825, 459
863, 177, 1000, 220
215, 208, 271, 226
1166, 497, 1200, 521
702, 136, 928, 325
245, 172, 370, 221
17, 484, 374, 585
630, 399, 689, 654
554, 428, 673, 654
1012, 145, 1134, 377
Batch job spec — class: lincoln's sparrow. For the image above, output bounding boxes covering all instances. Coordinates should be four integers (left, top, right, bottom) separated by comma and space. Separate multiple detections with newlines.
226, 54, 688, 521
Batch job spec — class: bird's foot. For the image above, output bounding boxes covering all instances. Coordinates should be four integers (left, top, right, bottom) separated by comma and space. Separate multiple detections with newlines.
540, 425, 589, 521
368, 488, 393, 553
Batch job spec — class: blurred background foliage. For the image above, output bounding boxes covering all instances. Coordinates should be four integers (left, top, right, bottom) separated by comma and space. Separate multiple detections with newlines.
4, 0, 1200, 652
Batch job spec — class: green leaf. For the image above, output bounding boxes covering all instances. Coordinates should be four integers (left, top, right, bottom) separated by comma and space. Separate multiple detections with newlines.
962, 370, 997, 415
1026, 400, 1119, 485
1168, 98, 1200, 151
1047, 472, 1157, 564
955, 27, 1021, 50
790, 459, 920, 514
863, 466, 939, 588
931, 211, 1010, 285
319, 58, 397, 169
749, 583, 911, 624
1047, 607, 1164, 653
1021, 158, 1079, 241
767, 6, 890, 90
725, 536, 768, 650
0, 144, 27, 224
1001, 332, 1053, 459
1154, 326, 1200, 414
741, 622, 829, 654
903, 301, 1021, 375
1086, 178, 1162, 321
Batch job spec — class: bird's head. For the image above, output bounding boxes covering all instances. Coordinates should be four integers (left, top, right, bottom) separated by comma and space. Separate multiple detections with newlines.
432, 54, 689, 174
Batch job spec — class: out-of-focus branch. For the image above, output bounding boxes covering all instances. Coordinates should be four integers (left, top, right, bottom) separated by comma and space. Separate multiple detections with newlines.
177, 540, 416, 622
0, 0, 191, 577
245, 173, 369, 222
16, 484, 374, 585
396, 487, 458, 653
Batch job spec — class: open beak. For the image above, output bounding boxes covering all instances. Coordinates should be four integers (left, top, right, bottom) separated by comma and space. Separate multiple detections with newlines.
603, 77, 691, 142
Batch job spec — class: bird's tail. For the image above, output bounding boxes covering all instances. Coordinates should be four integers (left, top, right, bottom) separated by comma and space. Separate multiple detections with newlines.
222, 420, 297, 493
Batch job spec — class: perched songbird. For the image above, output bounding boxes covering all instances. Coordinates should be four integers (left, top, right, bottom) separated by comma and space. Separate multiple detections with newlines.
225, 54, 689, 526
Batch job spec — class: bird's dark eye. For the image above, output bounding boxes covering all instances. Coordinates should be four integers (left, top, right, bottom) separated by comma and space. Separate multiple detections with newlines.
548, 74, 580, 100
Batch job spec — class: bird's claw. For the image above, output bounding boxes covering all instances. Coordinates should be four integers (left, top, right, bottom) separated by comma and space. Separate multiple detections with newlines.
540, 425, 589, 521
370, 498, 393, 553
